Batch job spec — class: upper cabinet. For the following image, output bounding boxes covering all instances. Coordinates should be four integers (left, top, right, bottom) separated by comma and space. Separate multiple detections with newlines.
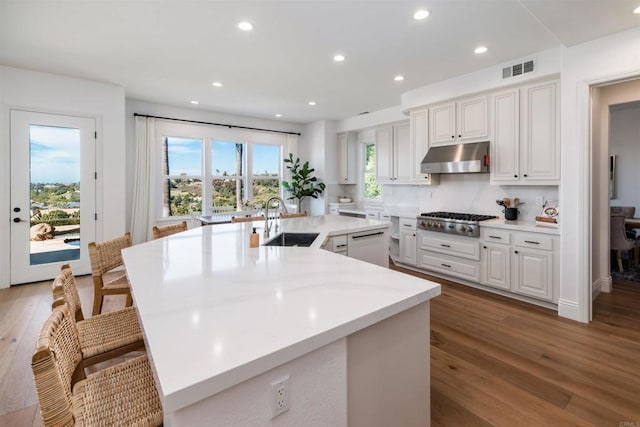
376, 119, 438, 185
429, 95, 489, 146
337, 132, 357, 184
491, 79, 560, 185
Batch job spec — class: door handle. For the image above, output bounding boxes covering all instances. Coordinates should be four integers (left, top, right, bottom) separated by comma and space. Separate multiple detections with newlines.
13, 218, 25, 223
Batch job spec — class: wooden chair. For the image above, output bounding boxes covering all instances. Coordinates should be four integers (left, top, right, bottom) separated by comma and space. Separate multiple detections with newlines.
279, 211, 307, 219
51, 265, 145, 366
611, 214, 635, 273
31, 304, 163, 427
88, 232, 133, 316
231, 215, 266, 223
152, 220, 188, 239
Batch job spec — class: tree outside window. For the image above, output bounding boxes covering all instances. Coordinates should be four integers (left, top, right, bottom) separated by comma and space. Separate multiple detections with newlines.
364, 143, 381, 200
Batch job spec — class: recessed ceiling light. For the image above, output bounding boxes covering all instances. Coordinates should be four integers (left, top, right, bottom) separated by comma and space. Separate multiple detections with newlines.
238, 21, 253, 31
634, 5, 640, 13
394, 75, 405, 81
275, 114, 282, 118
333, 54, 345, 62
413, 9, 430, 20
190, 100, 199, 105
474, 46, 488, 54
212, 81, 223, 87
308, 101, 317, 106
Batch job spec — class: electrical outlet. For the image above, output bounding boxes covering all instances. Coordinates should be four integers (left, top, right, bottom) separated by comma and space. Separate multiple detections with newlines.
271, 376, 290, 418
536, 196, 544, 206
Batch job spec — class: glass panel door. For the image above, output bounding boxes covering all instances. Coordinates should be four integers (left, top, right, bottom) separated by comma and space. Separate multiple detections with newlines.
10, 111, 96, 284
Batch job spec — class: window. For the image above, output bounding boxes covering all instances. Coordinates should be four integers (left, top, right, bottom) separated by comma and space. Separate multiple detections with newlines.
160, 132, 283, 218
161, 137, 203, 217
251, 143, 281, 208
364, 143, 381, 200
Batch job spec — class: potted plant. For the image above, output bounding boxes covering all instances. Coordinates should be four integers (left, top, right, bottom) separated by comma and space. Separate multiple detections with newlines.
282, 153, 326, 212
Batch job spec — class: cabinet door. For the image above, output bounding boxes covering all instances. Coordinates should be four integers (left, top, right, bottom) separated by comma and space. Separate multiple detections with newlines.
521, 81, 559, 182
375, 125, 394, 182
511, 247, 553, 301
491, 89, 520, 182
337, 133, 356, 184
429, 102, 456, 146
393, 122, 412, 181
457, 96, 489, 141
481, 243, 510, 290
410, 109, 428, 180
400, 229, 417, 266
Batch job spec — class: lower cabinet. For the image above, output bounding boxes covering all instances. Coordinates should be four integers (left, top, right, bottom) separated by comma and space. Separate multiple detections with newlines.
481, 227, 558, 303
399, 218, 417, 266
511, 246, 553, 300
480, 243, 510, 290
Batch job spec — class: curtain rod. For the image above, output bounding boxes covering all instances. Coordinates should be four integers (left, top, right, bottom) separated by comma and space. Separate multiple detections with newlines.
133, 113, 301, 136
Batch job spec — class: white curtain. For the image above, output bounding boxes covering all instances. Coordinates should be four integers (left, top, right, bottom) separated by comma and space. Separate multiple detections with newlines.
130, 116, 156, 244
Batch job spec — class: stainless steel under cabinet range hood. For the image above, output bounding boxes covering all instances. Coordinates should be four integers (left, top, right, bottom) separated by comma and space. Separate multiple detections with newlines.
420, 141, 490, 174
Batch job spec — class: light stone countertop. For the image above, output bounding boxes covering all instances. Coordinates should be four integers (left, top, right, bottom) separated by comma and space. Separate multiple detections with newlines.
481, 218, 560, 235
122, 215, 441, 413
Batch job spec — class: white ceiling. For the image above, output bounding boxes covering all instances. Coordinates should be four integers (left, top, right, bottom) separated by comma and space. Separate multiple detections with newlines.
1, 1, 639, 124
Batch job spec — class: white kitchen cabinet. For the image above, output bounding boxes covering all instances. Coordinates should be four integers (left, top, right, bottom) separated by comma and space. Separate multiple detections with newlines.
409, 108, 440, 185
399, 218, 417, 266
511, 247, 552, 300
491, 88, 520, 182
481, 243, 510, 290
429, 95, 488, 146
375, 122, 411, 183
481, 227, 558, 302
337, 132, 357, 184
322, 234, 348, 255
491, 79, 559, 185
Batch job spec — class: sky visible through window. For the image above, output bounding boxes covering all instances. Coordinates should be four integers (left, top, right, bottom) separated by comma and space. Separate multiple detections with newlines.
166, 137, 280, 176
30, 125, 80, 184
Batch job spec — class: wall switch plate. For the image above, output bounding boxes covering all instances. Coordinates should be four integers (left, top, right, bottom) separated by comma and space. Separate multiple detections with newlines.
271, 376, 290, 418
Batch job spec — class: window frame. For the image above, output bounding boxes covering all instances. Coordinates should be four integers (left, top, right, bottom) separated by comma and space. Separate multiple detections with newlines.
155, 121, 285, 220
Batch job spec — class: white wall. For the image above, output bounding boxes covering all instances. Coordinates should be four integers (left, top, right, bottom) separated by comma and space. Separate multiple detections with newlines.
125, 99, 303, 229
0, 66, 125, 287
561, 26, 640, 322
298, 120, 338, 215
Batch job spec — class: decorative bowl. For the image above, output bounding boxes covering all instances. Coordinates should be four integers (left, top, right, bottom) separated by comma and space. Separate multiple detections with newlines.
339, 197, 351, 203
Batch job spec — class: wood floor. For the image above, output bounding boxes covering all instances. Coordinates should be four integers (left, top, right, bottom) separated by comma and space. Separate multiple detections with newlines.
1, 269, 639, 426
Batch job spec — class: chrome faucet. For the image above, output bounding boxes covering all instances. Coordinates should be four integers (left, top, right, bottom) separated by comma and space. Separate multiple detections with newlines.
264, 196, 288, 236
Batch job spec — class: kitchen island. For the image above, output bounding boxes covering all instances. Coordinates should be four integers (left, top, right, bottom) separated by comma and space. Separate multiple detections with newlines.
122, 215, 441, 426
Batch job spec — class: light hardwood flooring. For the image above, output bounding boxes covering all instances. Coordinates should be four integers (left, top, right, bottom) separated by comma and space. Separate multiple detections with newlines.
1, 269, 639, 426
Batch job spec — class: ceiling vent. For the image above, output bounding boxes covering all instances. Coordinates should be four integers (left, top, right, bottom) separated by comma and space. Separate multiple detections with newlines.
502, 59, 535, 79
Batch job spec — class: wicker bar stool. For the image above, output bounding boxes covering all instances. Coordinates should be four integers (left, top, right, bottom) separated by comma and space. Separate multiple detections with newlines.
52, 265, 145, 366
279, 211, 307, 219
152, 220, 188, 239
31, 304, 163, 427
88, 232, 133, 316
231, 215, 266, 223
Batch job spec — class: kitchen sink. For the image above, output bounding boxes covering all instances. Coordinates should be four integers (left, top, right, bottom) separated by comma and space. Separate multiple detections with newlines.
263, 232, 319, 247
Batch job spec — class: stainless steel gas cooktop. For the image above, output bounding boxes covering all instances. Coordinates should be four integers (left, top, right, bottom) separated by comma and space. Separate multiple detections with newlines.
417, 211, 497, 237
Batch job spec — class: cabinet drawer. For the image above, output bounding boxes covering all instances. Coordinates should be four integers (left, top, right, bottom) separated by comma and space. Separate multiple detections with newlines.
513, 233, 554, 251
418, 233, 480, 260
399, 218, 417, 231
481, 228, 510, 245
366, 210, 380, 220
419, 250, 480, 282
332, 235, 348, 252
379, 213, 391, 222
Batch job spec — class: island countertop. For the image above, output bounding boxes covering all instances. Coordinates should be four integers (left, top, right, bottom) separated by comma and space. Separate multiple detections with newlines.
122, 215, 441, 413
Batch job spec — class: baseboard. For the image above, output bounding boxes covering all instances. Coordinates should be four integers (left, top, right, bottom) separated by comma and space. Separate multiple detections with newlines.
592, 279, 601, 301
558, 298, 582, 322
599, 276, 612, 293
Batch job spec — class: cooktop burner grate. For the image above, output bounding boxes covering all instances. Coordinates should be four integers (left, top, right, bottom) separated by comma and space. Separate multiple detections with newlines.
419, 211, 497, 222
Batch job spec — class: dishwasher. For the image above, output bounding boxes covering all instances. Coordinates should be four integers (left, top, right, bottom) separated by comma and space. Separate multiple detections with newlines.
347, 229, 389, 268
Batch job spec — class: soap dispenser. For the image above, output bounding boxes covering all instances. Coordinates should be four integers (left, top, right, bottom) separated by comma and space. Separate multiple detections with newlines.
250, 227, 259, 248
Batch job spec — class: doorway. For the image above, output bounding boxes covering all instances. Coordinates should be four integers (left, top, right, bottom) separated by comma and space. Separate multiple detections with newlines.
590, 79, 640, 317
9, 110, 96, 285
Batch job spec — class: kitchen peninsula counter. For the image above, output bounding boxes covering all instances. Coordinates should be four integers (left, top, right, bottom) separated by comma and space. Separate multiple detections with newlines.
122, 215, 441, 426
